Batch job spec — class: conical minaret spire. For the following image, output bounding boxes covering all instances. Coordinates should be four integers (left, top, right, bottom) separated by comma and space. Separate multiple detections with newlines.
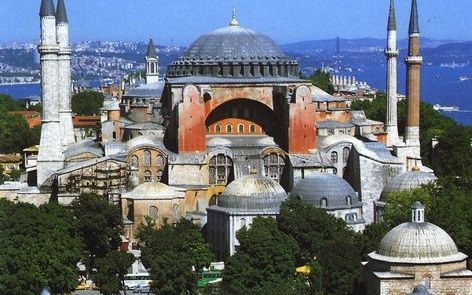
145, 37, 159, 84
146, 38, 157, 58
56, 0, 68, 23
40, 0, 55, 17
404, 0, 423, 164
385, 0, 399, 146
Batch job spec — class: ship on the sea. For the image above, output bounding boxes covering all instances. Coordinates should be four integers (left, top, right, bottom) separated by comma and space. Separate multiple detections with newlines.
459, 76, 470, 82
433, 104, 460, 112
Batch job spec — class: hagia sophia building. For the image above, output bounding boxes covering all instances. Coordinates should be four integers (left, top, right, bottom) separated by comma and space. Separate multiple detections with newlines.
1, 0, 472, 293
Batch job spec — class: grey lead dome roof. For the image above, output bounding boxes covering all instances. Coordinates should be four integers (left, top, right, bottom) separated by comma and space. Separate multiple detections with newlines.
368, 221, 467, 264
290, 172, 359, 209
380, 171, 437, 202
166, 22, 300, 79
409, 285, 433, 295
218, 175, 287, 211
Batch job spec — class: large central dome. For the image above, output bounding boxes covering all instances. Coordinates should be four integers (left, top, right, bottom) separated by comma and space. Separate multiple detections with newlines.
166, 14, 299, 80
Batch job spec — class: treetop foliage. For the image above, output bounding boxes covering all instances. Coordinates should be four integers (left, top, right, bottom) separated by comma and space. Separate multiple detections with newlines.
71, 91, 105, 116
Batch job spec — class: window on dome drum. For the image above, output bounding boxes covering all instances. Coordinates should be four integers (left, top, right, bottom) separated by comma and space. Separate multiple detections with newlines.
346, 196, 352, 206
209, 154, 233, 185
331, 151, 338, 163
156, 155, 165, 166
149, 206, 158, 220
215, 124, 221, 133
343, 147, 350, 163
263, 153, 285, 183
143, 150, 151, 167
240, 218, 246, 228
238, 124, 244, 133
131, 155, 138, 167
345, 213, 357, 222
333, 168, 338, 175
249, 124, 256, 133
320, 198, 328, 208
144, 170, 152, 182
226, 124, 233, 133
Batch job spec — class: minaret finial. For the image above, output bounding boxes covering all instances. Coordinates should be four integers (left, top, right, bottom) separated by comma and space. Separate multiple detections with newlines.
387, 0, 396, 31
409, 0, 420, 34
229, 6, 239, 27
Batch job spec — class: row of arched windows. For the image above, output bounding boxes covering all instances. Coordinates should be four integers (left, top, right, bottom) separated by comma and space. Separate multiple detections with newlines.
330, 147, 351, 164
263, 153, 285, 183
320, 196, 353, 208
130, 153, 165, 168
213, 124, 257, 134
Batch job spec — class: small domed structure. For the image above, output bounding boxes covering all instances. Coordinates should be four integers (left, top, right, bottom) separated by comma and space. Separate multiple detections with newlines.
409, 285, 434, 295
369, 202, 467, 264
380, 171, 437, 202
291, 172, 359, 209
218, 174, 287, 211
290, 172, 365, 231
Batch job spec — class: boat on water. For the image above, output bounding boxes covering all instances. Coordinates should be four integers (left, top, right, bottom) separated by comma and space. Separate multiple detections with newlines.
433, 104, 460, 112
459, 76, 470, 82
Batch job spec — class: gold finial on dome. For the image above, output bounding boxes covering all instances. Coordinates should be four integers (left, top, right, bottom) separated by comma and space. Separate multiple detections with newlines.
229, 6, 240, 27
412, 165, 420, 172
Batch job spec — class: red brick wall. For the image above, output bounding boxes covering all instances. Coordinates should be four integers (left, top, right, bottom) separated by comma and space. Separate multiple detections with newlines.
178, 85, 206, 152
288, 86, 316, 153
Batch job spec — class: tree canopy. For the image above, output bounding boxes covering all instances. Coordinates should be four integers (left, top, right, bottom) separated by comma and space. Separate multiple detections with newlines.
71, 193, 123, 276
307, 69, 335, 94
95, 251, 135, 295
0, 200, 82, 295
222, 217, 306, 295
71, 91, 105, 116
141, 218, 214, 295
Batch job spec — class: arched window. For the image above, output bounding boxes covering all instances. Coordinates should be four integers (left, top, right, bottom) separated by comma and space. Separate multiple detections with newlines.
346, 196, 352, 206
331, 151, 338, 163
215, 124, 221, 133
156, 170, 163, 181
343, 147, 350, 163
249, 124, 256, 133
226, 124, 233, 133
131, 155, 138, 167
240, 218, 246, 228
320, 198, 328, 208
333, 168, 338, 175
150, 63, 155, 74
143, 150, 151, 166
345, 213, 357, 222
209, 154, 233, 185
149, 206, 158, 220
263, 153, 285, 183
144, 170, 152, 182
156, 155, 165, 166
238, 124, 244, 133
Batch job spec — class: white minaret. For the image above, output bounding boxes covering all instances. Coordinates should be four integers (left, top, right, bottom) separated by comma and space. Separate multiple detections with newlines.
385, 0, 399, 147
37, 0, 64, 187
56, 0, 75, 147
145, 38, 159, 84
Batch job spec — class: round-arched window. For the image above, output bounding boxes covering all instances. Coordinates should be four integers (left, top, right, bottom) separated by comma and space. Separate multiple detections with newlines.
249, 124, 256, 133
320, 198, 328, 208
238, 124, 244, 133
144, 170, 152, 182
215, 124, 221, 133
131, 155, 138, 167
226, 124, 233, 133
149, 206, 158, 220
143, 150, 151, 167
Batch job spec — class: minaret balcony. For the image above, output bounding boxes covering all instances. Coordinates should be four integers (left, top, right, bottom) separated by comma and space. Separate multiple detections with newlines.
405, 56, 423, 65
384, 48, 399, 57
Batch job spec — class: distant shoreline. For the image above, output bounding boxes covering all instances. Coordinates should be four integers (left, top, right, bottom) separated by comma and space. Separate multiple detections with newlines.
0, 81, 40, 86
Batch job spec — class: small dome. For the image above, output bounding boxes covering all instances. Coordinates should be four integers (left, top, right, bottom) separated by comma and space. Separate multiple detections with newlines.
409, 285, 433, 295
218, 174, 287, 211
126, 134, 167, 151
290, 172, 359, 209
380, 171, 437, 202
369, 221, 466, 264
123, 182, 184, 200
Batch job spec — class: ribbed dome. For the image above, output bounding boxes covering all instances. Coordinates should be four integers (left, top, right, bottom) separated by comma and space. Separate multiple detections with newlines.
218, 174, 287, 211
166, 21, 299, 79
369, 222, 466, 264
380, 171, 437, 202
290, 172, 359, 209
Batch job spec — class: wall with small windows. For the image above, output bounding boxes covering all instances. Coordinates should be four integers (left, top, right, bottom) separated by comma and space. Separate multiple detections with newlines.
127, 147, 167, 185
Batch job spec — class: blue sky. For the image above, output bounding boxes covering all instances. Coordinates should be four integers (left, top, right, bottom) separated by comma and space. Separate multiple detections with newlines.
1, 0, 471, 45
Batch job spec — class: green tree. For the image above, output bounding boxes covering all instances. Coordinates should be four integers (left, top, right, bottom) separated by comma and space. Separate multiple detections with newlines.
358, 222, 391, 259
0, 200, 82, 295
222, 217, 307, 295
0, 112, 40, 153
71, 91, 105, 115
277, 198, 361, 295
432, 125, 472, 178
383, 186, 432, 227
0, 94, 23, 112
0, 166, 4, 184
71, 193, 123, 277
95, 251, 135, 295
141, 218, 214, 295
135, 215, 157, 245
309, 69, 335, 94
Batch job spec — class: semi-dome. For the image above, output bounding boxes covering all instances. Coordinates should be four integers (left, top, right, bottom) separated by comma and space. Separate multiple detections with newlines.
380, 170, 437, 202
123, 182, 184, 200
166, 13, 299, 79
290, 172, 359, 209
218, 174, 287, 211
369, 202, 467, 264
